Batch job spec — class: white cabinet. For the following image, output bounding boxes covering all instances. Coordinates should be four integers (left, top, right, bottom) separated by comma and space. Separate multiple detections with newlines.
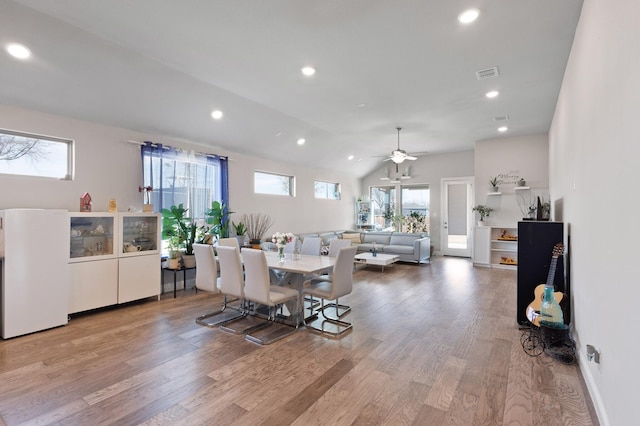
473, 227, 491, 266
69, 213, 118, 314
117, 213, 161, 303
68, 212, 160, 314
69, 258, 118, 313
118, 255, 161, 303
473, 226, 518, 270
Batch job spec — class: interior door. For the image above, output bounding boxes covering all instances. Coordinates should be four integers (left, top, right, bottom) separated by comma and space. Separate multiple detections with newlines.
442, 177, 473, 257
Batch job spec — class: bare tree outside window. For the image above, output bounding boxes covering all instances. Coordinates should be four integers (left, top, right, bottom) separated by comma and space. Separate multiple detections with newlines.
0, 129, 72, 179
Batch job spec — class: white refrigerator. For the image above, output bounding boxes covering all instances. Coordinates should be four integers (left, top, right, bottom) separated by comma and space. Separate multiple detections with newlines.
0, 209, 70, 339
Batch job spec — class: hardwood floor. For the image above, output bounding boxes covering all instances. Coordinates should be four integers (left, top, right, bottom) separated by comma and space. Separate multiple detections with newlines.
0, 256, 598, 425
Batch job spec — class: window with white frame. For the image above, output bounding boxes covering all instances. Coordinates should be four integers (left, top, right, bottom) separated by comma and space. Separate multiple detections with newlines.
314, 180, 341, 200
254, 171, 294, 196
0, 128, 73, 180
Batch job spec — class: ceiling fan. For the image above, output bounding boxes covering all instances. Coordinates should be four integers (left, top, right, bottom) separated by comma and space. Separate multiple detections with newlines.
383, 127, 424, 164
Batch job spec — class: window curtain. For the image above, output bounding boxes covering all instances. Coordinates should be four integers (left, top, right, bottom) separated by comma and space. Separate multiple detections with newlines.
141, 142, 228, 220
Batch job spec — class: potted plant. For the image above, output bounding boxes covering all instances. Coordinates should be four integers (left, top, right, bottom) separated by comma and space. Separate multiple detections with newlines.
472, 205, 494, 225
517, 178, 526, 187
166, 235, 182, 269
162, 204, 197, 267
205, 200, 233, 242
232, 221, 247, 247
240, 212, 274, 247
489, 176, 502, 192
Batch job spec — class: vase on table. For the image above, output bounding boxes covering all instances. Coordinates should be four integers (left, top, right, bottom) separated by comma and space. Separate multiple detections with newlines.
278, 247, 285, 263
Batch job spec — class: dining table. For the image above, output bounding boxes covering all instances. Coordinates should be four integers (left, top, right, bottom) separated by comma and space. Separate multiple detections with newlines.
261, 251, 336, 325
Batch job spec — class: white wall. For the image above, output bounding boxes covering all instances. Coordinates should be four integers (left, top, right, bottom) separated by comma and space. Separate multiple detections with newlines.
474, 134, 549, 226
0, 104, 360, 236
549, 1, 640, 425
361, 150, 475, 253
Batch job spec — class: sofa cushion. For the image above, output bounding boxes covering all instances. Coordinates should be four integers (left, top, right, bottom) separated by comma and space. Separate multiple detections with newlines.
341, 233, 361, 245
298, 233, 319, 242
383, 244, 415, 255
390, 233, 423, 246
318, 232, 339, 246
361, 232, 391, 245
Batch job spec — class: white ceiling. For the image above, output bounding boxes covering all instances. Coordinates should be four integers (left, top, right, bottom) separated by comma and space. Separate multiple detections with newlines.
0, 0, 583, 178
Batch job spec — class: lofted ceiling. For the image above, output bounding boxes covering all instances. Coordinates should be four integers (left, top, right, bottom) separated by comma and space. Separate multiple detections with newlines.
0, 0, 583, 178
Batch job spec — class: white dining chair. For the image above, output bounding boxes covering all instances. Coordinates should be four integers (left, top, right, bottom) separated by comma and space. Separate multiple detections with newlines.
302, 246, 357, 337
193, 244, 245, 327
242, 248, 300, 345
215, 245, 259, 334
300, 237, 322, 256
283, 236, 298, 254
217, 237, 240, 250
328, 238, 352, 257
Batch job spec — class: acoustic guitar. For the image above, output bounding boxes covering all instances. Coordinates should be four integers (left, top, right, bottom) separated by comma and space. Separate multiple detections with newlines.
525, 243, 565, 326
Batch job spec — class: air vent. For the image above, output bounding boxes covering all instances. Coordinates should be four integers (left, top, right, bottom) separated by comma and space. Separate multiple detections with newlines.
476, 66, 500, 80
493, 115, 510, 121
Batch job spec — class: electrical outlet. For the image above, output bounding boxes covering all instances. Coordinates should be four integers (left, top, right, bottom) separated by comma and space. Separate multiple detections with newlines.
586, 344, 600, 363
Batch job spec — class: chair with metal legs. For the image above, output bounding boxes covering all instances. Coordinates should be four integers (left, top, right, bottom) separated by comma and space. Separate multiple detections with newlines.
193, 243, 244, 327
242, 248, 300, 345
302, 246, 357, 337
215, 245, 264, 334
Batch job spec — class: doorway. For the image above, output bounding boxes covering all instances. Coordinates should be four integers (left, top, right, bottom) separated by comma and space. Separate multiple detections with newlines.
441, 177, 473, 257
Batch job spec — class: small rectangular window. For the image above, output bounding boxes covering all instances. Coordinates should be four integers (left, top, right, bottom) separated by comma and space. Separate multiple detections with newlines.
254, 171, 294, 196
0, 129, 73, 180
315, 180, 341, 200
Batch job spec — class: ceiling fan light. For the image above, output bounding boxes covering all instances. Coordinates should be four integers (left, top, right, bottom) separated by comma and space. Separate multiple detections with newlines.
391, 156, 405, 164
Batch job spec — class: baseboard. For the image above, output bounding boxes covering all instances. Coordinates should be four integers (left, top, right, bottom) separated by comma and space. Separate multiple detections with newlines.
573, 334, 610, 426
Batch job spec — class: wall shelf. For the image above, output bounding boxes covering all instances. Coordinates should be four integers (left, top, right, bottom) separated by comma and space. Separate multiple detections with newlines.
515, 186, 531, 190
488, 192, 502, 195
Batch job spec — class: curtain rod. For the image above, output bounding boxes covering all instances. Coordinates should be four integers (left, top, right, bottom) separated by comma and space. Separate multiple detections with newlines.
126, 139, 228, 160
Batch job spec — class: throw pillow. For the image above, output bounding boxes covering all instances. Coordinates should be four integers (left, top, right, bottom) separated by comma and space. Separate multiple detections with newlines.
342, 233, 361, 245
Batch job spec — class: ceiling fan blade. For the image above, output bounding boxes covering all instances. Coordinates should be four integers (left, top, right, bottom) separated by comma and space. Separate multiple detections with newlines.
405, 155, 417, 161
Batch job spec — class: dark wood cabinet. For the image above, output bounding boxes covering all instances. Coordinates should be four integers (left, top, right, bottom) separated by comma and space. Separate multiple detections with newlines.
517, 221, 565, 325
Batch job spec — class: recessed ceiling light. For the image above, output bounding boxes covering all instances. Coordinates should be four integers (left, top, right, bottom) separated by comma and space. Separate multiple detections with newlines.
211, 110, 223, 120
297, 138, 306, 145
301, 66, 316, 77
6, 43, 31, 59
347, 155, 354, 160
485, 90, 499, 98
458, 9, 479, 24
275, 131, 282, 137
498, 126, 508, 132
357, 103, 366, 108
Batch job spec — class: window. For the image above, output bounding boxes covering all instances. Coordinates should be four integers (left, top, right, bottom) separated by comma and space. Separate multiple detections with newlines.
370, 186, 397, 230
314, 180, 341, 200
401, 185, 430, 233
141, 142, 228, 220
254, 171, 294, 196
0, 128, 73, 180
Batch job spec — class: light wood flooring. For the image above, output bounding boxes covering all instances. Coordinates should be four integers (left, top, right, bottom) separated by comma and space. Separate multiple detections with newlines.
0, 256, 598, 425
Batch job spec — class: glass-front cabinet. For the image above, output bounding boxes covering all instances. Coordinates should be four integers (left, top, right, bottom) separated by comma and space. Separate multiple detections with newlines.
68, 212, 161, 314
69, 213, 117, 261
119, 213, 160, 256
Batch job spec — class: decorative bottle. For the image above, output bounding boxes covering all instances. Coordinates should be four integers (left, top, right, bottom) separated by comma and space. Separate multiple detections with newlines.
540, 285, 565, 328
372, 241, 377, 257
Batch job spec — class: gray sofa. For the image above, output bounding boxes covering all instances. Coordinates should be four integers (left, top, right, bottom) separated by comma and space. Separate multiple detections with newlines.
353, 231, 430, 264
299, 230, 430, 264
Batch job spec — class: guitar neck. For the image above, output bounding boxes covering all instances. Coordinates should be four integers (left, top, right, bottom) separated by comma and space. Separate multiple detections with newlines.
545, 256, 558, 287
